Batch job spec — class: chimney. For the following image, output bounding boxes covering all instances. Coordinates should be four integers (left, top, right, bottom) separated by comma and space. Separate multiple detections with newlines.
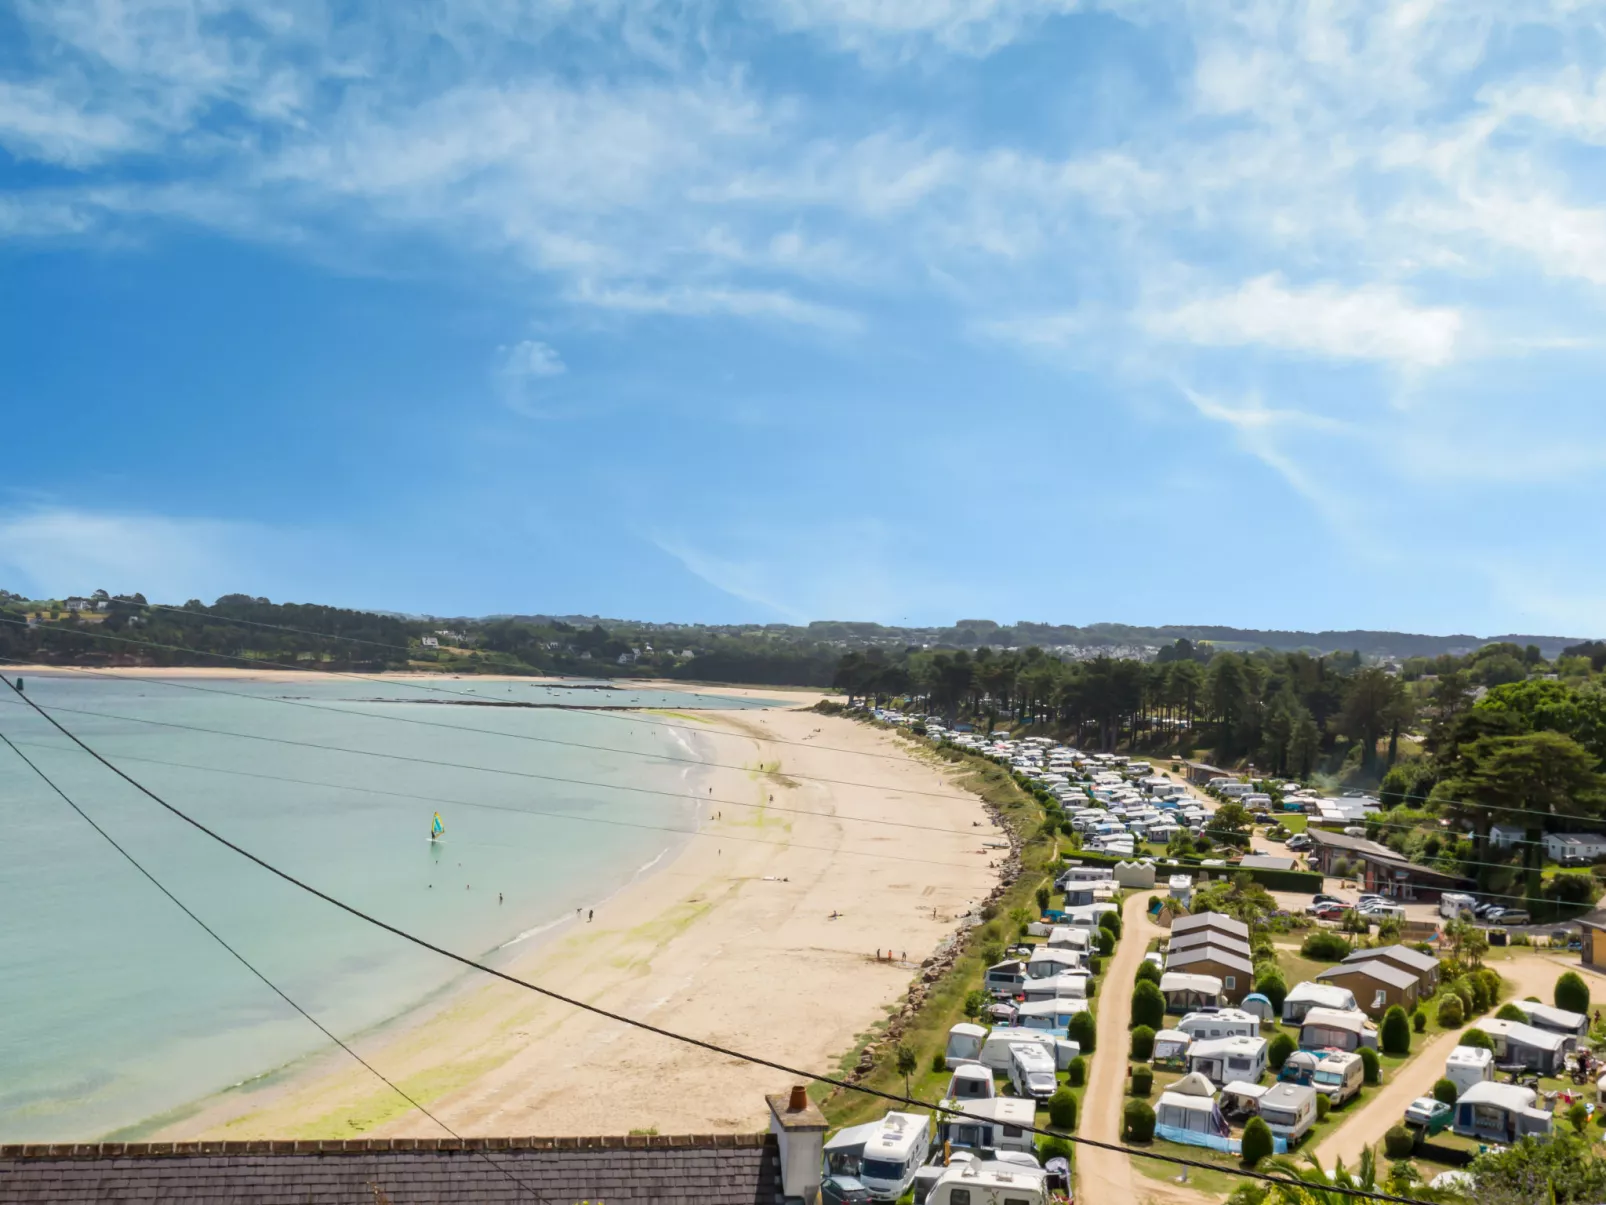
766, 1086, 826, 1205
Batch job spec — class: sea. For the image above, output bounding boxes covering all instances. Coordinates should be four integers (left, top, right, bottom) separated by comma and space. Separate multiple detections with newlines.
0, 673, 778, 1142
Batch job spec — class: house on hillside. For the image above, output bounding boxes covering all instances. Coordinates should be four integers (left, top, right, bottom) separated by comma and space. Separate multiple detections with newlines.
1315, 961, 1419, 1017
1546, 833, 1606, 865
1303, 830, 1472, 901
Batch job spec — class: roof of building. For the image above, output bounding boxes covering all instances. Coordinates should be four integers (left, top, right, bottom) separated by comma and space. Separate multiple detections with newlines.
1305, 831, 1471, 886
1189, 1035, 1268, 1058
1239, 854, 1297, 871
0, 1136, 783, 1205
1167, 930, 1253, 958
1471, 1017, 1571, 1051
1167, 945, 1254, 976
1342, 945, 1440, 973
1458, 1081, 1539, 1109
1300, 1007, 1374, 1034
1511, 1001, 1588, 1031
1284, 982, 1356, 1009
1317, 960, 1420, 990
1170, 912, 1252, 940
1159, 972, 1223, 995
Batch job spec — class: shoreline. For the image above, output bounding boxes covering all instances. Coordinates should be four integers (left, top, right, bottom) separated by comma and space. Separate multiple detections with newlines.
147, 703, 998, 1140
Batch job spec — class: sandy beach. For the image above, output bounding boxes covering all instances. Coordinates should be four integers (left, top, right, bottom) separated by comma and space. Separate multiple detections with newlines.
155, 702, 1000, 1139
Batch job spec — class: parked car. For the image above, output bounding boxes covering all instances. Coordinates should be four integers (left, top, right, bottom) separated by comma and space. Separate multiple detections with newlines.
1495, 909, 1531, 926
1343, 826, 1368, 837
1314, 904, 1346, 920
822, 1175, 873, 1204
1312, 894, 1342, 907
1286, 834, 1313, 850
1404, 1097, 1453, 1136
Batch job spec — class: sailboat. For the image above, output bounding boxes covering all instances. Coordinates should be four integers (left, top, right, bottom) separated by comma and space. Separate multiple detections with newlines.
430, 812, 445, 842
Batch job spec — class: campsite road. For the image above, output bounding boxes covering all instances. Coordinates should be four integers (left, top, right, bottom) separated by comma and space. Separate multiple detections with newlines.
1314, 951, 1575, 1168
1077, 891, 1208, 1205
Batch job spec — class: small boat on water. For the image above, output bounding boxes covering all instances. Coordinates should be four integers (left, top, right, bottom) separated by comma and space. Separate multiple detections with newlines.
430, 811, 445, 842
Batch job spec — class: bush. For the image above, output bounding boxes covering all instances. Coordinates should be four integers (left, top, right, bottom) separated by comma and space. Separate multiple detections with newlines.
1467, 974, 1492, 1014
1088, 955, 1103, 976
1036, 884, 1052, 913
1131, 1064, 1154, 1097
1123, 1099, 1156, 1143
1300, 930, 1353, 960
1496, 1002, 1527, 1022
1268, 1032, 1296, 1071
1131, 980, 1166, 1030
1381, 1006, 1412, 1055
1069, 1010, 1096, 1054
1433, 1077, 1458, 1105
963, 989, 991, 1020
1067, 1056, 1087, 1087
1048, 1087, 1078, 1130
1413, 1008, 1427, 1033
1359, 1046, 1380, 1085
1316, 1094, 1331, 1121
1557, 971, 1591, 1015
1253, 969, 1288, 1013
1241, 1116, 1274, 1167
1100, 910, 1123, 939
1383, 1125, 1417, 1159
1131, 1025, 1156, 1061
1096, 927, 1116, 956
1038, 1136, 1074, 1163
1458, 1027, 1493, 1051
1569, 1102, 1590, 1133
930, 1049, 946, 1074
981, 942, 1005, 967
1475, 968, 1503, 1006
1436, 994, 1465, 1029
1136, 960, 1163, 986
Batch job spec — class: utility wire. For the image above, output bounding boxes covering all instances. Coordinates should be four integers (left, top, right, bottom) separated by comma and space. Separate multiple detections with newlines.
0, 676, 1435, 1205
0, 724, 552, 1205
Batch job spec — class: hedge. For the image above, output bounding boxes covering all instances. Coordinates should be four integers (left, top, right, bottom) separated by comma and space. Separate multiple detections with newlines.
1131, 980, 1166, 1030
1068, 1056, 1087, 1087
1433, 1078, 1458, 1105
1131, 1065, 1154, 1097
1242, 1117, 1274, 1167
1359, 1047, 1380, 1085
1124, 1099, 1156, 1143
1436, 995, 1464, 1027
1060, 850, 1321, 892
1268, 1032, 1296, 1071
1383, 1125, 1416, 1159
1131, 1025, 1156, 1061
1069, 1011, 1097, 1054
1300, 930, 1354, 960
1381, 1006, 1411, 1055
1049, 1087, 1078, 1130
1136, 960, 1163, 986
1557, 971, 1591, 1015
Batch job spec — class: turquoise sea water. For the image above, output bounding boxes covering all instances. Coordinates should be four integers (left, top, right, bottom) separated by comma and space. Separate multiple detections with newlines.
0, 675, 775, 1141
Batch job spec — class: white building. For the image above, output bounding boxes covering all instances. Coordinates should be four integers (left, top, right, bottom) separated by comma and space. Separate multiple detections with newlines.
1546, 833, 1606, 865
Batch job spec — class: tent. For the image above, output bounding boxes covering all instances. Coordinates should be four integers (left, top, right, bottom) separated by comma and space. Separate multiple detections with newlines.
1241, 992, 1274, 1021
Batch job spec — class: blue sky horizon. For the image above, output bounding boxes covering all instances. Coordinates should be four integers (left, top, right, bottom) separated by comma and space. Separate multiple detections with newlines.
4, 2, 1605, 637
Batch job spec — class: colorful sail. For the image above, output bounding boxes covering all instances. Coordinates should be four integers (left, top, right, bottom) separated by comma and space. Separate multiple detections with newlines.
431, 811, 444, 838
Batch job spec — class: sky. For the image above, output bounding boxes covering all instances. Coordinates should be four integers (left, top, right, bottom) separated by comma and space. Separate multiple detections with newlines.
2, 1, 1605, 636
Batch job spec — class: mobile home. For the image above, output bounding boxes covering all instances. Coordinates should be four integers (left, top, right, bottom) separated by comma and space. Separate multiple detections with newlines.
1509, 1000, 1589, 1038
983, 960, 1027, 996
936, 1097, 1037, 1155
1159, 972, 1223, 1012
1468, 1018, 1574, 1075
1452, 1082, 1554, 1143
1155, 1073, 1230, 1140
1177, 1008, 1261, 1041
924, 1160, 1048, 1205
1020, 972, 1090, 1003
1444, 1045, 1494, 1097
1153, 1029, 1193, 1065
945, 1064, 996, 1102
944, 1023, 988, 1068
1013, 998, 1087, 1034
1186, 1035, 1269, 1087
1281, 982, 1357, 1025
1258, 1082, 1319, 1142
1298, 1007, 1378, 1053
1025, 948, 1081, 980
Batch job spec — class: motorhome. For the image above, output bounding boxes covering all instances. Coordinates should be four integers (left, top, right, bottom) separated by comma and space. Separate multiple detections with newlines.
924, 1160, 1048, 1205
1013, 998, 1087, 1035
1008, 1042, 1059, 1101
1440, 892, 1478, 920
944, 1023, 988, 1068
935, 1097, 1037, 1155
1258, 1082, 1319, 1142
1177, 1009, 1261, 1041
856, 1112, 932, 1201
1445, 1044, 1494, 1097
1186, 1035, 1269, 1087
1309, 1051, 1365, 1105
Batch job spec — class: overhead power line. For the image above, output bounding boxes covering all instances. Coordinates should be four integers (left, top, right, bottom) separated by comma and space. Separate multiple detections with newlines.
0, 676, 1435, 1205
0, 726, 551, 1205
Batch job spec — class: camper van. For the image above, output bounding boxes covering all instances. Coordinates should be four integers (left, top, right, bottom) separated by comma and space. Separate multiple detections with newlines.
856, 1112, 931, 1201
1310, 1051, 1365, 1105
1440, 893, 1478, 920
924, 1161, 1048, 1205
1008, 1042, 1059, 1101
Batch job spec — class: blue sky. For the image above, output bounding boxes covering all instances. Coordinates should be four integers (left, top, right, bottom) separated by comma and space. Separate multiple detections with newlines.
3, 1, 1605, 635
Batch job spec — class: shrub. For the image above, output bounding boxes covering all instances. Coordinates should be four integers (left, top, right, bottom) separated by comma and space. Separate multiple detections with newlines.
1069, 1011, 1096, 1054
1123, 1099, 1156, 1143
1467, 974, 1492, 1014
1496, 1003, 1527, 1022
1268, 1032, 1296, 1071
1131, 1065, 1154, 1097
1131, 980, 1166, 1030
1300, 930, 1353, 960
1086, 976, 1097, 999
1241, 1116, 1274, 1167
1136, 960, 1163, 986
1436, 994, 1464, 1030
1131, 1025, 1156, 1061
1253, 969, 1288, 1013
1383, 1125, 1416, 1159
1100, 910, 1123, 939
1475, 968, 1503, 1006
930, 1049, 946, 1074
1088, 955, 1103, 976
1067, 1056, 1087, 1087
1038, 1136, 1074, 1163
963, 989, 991, 1020
1570, 1102, 1591, 1133
1413, 1009, 1427, 1033
981, 942, 1005, 967
1380, 1006, 1412, 1055
1048, 1087, 1078, 1130
1433, 1077, 1458, 1105
1036, 884, 1052, 913
1557, 971, 1591, 1015
1096, 927, 1116, 956
1458, 1027, 1494, 1051
1316, 1093, 1331, 1121
1359, 1046, 1380, 1085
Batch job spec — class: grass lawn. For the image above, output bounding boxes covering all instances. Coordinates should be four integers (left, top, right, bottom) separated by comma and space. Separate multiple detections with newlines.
1133, 1149, 1244, 1196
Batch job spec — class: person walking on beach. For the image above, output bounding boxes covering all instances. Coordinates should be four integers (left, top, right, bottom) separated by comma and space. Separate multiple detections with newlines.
588, 909, 593, 923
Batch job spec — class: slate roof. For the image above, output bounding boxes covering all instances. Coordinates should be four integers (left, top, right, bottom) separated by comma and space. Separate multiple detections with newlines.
1169, 912, 1251, 941
0, 1134, 783, 1204
1316, 959, 1419, 990
1165, 945, 1254, 975
1167, 929, 1252, 959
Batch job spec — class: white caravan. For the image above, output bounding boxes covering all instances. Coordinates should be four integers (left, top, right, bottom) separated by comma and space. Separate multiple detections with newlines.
925, 1160, 1048, 1205
856, 1111, 931, 1201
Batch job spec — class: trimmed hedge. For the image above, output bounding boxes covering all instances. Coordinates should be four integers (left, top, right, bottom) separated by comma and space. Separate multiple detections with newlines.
1557, 971, 1591, 1015
1123, 1099, 1156, 1143
1136, 960, 1163, 986
1381, 1006, 1411, 1055
1300, 930, 1354, 960
1433, 1077, 1458, 1105
1241, 1117, 1274, 1167
1383, 1125, 1416, 1159
1131, 1065, 1154, 1096
1060, 850, 1321, 892
1437, 997, 1464, 1030
1268, 1032, 1296, 1071
1131, 980, 1166, 1030
1069, 1010, 1097, 1054
1359, 1046, 1380, 1085
1067, 1056, 1087, 1087
1049, 1087, 1077, 1130
1131, 1025, 1156, 1061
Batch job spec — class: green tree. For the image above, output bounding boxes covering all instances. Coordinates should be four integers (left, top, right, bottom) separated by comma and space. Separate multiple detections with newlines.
1131, 980, 1165, 1030
1437, 994, 1464, 1027
1130, 1025, 1156, 1061
1557, 970, 1591, 1014
1241, 1116, 1274, 1167
1268, 1032, 1296, 1071
1432, 1077, 1458, 1105
1131, 1064, 1154, 1096
1136, 959, 1162, 986
895, 1044, 917, 1098
1380, 1005, 1411, 1055
1336, 668, 1411, 778
1254, 967, 1289, 1012
1458, 1027, 1493, 1050
1383, 1125, 1416, 1159
1471, 1133, 1606, 1204
1069, 1010, 1096, 1054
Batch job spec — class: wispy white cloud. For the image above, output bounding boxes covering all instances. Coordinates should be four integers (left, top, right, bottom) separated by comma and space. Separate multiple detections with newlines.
766, 0, 1086, 58
1144, 275, 1464, 367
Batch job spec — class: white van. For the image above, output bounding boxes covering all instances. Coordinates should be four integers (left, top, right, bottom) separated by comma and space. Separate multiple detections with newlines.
1311, 1051, 1365, 1105
1440, 893, 1478, 920
925, 1160, 1048, 1205
857, 1111, 932, 1201
1007, 1042, 1058, 1100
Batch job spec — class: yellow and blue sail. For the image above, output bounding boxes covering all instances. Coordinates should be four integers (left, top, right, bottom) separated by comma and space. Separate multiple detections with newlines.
431, 811, 444, 837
